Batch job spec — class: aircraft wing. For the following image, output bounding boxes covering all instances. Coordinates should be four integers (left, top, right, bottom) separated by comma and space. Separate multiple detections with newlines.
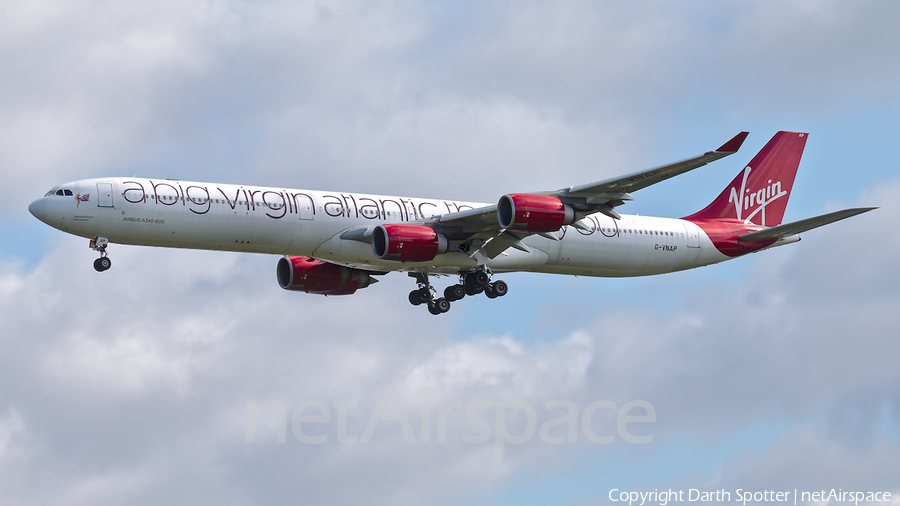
738, 207, 877, 241
433, 130, 749, 231
556, 131, 749, 199
431, 205, 499, 238
341, 131, 750, 259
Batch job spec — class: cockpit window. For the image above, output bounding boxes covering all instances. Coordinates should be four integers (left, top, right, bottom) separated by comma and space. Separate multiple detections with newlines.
64, 189, 73, 196
56, 190, 64, 196
44, 190, 55, 197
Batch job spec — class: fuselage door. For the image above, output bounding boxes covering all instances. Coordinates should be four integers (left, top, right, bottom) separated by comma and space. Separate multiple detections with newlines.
97, 183, 114, 207
683, 221, 700, 248
296, 197, 313, 220
404, 200, 418, 221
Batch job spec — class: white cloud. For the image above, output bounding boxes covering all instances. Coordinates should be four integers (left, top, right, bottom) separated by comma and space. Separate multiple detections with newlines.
2, 177, 895, 504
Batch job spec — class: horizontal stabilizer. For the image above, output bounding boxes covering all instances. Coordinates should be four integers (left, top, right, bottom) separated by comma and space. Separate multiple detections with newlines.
738, 207, 877, 241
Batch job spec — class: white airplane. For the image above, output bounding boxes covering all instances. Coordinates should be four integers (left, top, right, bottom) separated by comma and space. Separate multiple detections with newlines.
29, 131, 874, 314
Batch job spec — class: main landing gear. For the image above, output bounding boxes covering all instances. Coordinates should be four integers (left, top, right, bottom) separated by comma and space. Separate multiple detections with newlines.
408, 267, 508, 315
408, 273, 449, 315
90, 237, 112, 272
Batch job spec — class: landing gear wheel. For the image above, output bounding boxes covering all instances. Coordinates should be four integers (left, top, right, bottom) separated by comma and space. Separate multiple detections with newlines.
474, 270, 490, 286
485, 284, 498, 299
491, 280, 508, 297
416, 287, 433, 304
435, 297, 451, 313
427, 300, 442, 315
465, 283, 484, 296
408, 273, 439, 309
93, 257, 111, 272
464, 273, 486, 295
444, 284, 465, 302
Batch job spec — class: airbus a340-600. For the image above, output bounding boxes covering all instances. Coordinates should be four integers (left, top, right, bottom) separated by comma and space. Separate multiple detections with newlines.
29, 131, 874, 315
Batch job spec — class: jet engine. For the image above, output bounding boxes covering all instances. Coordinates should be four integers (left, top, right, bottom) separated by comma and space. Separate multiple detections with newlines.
277, 256, 376, 295
497, 193, 576, 232
372, 224, 448, 262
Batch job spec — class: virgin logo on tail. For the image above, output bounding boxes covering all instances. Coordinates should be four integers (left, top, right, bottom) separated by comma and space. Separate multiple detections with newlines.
683, 131, 806, 228
728, 166, 787, 226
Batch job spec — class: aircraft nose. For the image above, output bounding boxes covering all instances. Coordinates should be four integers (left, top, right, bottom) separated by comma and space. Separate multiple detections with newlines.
28, 198, 50, 223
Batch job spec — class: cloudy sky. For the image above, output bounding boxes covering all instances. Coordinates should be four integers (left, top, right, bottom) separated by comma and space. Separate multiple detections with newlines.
2, 1, 899, 505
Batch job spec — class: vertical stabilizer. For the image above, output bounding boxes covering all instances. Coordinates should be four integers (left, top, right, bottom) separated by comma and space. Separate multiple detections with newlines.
683, 131, 808, 227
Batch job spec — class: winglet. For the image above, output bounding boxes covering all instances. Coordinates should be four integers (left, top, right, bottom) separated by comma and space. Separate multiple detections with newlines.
715, 131, 749, 153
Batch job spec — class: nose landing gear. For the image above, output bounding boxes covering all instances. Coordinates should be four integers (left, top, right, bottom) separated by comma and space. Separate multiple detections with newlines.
90, 237, 111, 272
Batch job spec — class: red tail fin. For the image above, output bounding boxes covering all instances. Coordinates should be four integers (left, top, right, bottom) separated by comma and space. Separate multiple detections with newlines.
683, 131, 808, 227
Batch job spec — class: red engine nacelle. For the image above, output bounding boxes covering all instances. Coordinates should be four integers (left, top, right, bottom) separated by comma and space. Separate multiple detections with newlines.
372, 224, 448, 262
277, 256, 376, 295
497, 193, 575, 232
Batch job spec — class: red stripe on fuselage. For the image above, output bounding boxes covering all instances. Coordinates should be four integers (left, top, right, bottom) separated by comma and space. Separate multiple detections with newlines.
691, 219, 776, 257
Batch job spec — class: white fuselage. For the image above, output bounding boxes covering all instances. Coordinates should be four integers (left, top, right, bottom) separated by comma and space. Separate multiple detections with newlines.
30, 177, 736, 277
